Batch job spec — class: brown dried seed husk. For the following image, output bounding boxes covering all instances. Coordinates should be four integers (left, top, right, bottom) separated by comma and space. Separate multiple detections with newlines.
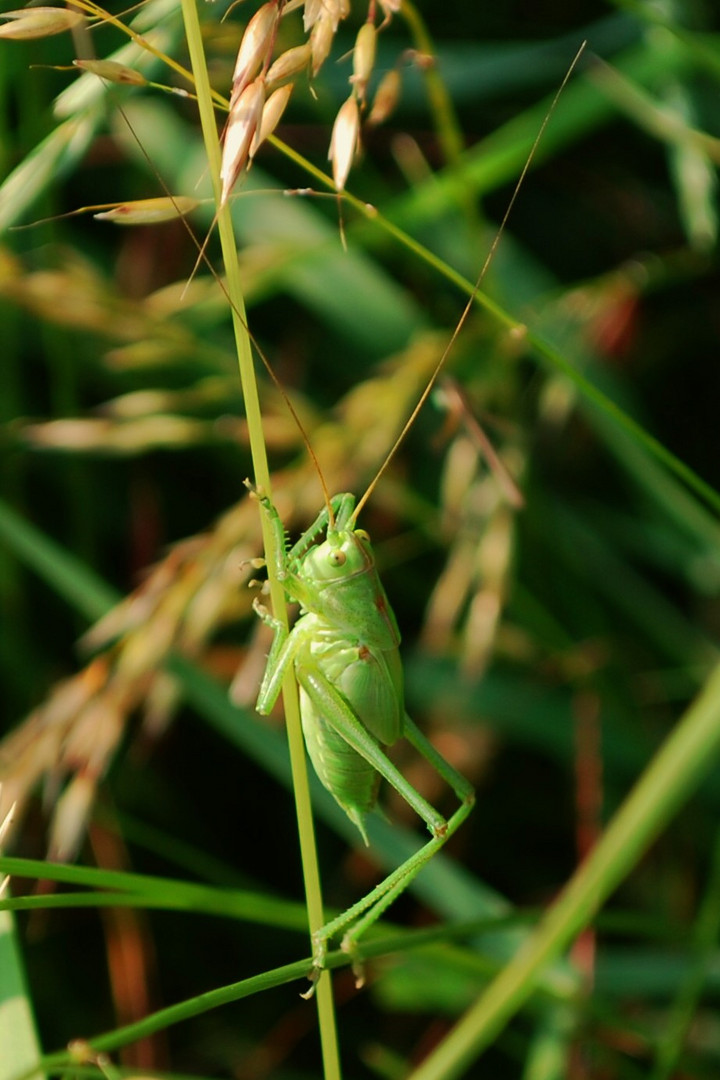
367, 67, 401, 126
221, 77, 266, 204
409, 50, 435, 71
332, 0, 351, 28
310, 14, 334, 78
250, 83, 293, 158
302, 0, 325, 31
21, 415, 213, 453
48, 773, 97, 861
94, 196, 201, 225
73, 59, 147, 85
266, 42, 311, 86
231, 0, 278, 102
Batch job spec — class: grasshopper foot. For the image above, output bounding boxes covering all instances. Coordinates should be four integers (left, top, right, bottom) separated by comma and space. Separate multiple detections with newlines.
299, 964, 321, 1000
252, 595, 284, 632
299, 931, 329, 999
341, 932, 366, 989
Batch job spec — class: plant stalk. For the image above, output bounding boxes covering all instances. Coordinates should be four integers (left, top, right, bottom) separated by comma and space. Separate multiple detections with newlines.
178, 4, 341, 1075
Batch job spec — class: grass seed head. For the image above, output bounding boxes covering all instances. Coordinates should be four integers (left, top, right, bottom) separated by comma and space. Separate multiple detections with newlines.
0, 5, 84, 39
250, 83, 293, 158
266, 41, 311, 87
310, 13, 334, 77
301, 0, 323, 30
21, 415, 210, 452
47, 771, 97, 861
221, 76, 266, 203
351, 22, 376, 104
73, 58, 147, 85
328, 93, 360, 190
367, 67, 401, 126
230, 0, 279, 102
303, 0, 348, 32
94, 196, 200, 224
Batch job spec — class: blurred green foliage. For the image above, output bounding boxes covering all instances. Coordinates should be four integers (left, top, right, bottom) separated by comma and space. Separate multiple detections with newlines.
2, 0, 720, 1077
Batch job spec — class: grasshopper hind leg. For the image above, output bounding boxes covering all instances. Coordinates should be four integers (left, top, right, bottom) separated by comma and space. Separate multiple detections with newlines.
297, 663, 475, 982
312, 787, 474, 984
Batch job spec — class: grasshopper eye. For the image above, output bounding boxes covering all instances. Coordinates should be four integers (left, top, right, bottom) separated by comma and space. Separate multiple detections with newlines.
355, 529, 370, 542
328, 550, 346, 567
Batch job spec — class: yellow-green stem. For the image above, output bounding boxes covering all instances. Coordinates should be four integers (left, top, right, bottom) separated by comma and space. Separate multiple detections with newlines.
178, 3, 340, 1076
401, 1, 478, 229
401, 1, 464, 167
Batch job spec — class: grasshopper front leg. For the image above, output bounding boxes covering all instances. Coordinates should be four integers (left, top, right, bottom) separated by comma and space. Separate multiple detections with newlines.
253, 597, 295, 714
246, 480, 356, 590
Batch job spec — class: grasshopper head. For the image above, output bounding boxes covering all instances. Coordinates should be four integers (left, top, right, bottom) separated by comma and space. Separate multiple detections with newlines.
302, 527, 373, 583
300, 519, 400, 648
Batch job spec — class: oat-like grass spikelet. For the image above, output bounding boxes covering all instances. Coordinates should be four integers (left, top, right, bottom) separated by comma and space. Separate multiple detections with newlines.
229, 0, 279, 103
367, 67, 401, 127
72, 58, 148, 85
328, 94, 360, 191
0, 6, 85, 39
221, 76, 266, 205
350, 21, 376, 104
422, 437, 521, 678
218, 0, 411, 198
266, 42, 311, 87
250, 83, 293, 159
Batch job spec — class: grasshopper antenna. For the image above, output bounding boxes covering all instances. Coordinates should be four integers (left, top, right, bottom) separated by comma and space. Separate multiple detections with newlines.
351, 41, 587, 526
110, 97, 337, 524
181, 201, 221, 300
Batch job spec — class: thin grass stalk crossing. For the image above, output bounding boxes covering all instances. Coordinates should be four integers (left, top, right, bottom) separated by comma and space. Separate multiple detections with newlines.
178, 1, 340, 1074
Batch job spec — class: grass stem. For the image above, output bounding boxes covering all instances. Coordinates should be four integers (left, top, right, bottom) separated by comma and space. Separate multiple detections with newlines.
178, 4, 341, 1074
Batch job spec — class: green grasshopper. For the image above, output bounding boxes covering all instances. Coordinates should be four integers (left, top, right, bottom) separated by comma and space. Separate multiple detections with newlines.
249, 485, 475, 973
247, 49, 585, 978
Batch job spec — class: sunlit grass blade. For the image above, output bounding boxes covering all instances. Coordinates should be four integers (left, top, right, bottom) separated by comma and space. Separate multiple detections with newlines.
0, 855, 308, 929
0, 114, 97, 235
0, 910, 43, 1080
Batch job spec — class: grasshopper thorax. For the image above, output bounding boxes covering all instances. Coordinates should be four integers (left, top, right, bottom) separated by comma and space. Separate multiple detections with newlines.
298, 517, 401, 650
